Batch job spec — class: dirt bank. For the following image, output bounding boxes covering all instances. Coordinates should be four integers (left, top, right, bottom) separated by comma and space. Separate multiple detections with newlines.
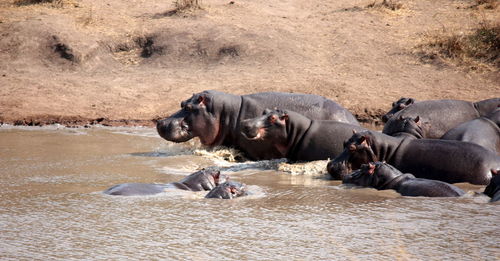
0, 0, 498, 128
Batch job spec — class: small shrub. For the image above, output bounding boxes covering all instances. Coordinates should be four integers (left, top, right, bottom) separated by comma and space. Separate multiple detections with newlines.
366, 0, 403, 11
418, 22, 500, 70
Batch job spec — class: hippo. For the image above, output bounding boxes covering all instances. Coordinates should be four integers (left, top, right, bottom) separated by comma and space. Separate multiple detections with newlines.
382, 98, 500, 138
205, 180, 247, 199
327, 130, 500, 185
441, 115, 500, 155
484, 170, 500, 202
156, 90, 359, 160
343, 162, 465, 197
240, 109, 367, 161
381, 98, 415, 122
104, 168, 223, 196
382, 116, 425, 139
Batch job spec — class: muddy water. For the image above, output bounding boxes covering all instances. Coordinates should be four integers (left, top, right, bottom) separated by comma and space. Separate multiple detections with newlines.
0, 126, 498, 260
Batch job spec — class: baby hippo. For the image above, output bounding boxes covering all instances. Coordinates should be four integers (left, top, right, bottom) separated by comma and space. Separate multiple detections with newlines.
104, 168, 224, 196
484, 170, 500, 202
205, 181, 247, 199
343, 162, 465, 197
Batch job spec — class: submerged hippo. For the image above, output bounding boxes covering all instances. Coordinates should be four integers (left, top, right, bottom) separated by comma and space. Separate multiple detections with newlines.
104, 168, 223, 196
205, 181, 247, 199
484, 170, 500, 202
441, 115, 500, 155
343, 162, 465, 197
156, 90, 359, 160
240, 109, 366, 161
327, 130, 500, 185
382, 98, 500, 138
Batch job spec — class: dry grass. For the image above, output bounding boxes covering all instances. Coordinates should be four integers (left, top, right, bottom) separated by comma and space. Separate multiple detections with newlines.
174, 0, 201, 11
417, 21, 499, 71
470, 0, 498, 9
366, 0, 403, 11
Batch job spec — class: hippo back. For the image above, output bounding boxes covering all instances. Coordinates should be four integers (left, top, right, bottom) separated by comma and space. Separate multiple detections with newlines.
383, 100, 479, 139
241, 92, 359, 125
440, 117, 500, 155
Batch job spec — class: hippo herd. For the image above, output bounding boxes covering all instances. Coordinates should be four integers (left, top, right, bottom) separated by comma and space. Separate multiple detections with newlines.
107, 90, 500, 201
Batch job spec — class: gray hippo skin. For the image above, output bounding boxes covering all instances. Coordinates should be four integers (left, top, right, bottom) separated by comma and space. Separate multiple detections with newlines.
205, 181, 247, 199
441, 114, 500, 155
240, 109, 367, 161
327, 130, 500, 185
104, 168, 223, 196
382, 98, 500, 138
343, 162, 465, 197
484, 170, 500, 202
156, 90, 359, 160
382, 116, 425, 139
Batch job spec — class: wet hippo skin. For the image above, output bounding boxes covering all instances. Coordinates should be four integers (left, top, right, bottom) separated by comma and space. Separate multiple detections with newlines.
484, 170, 500, 202
327, 130, 500, 185
205, 181, 247, 199
156, 90, 359, 160
343, 162, 465, 197
240, 109, 367, 161
104, 168, 223, 196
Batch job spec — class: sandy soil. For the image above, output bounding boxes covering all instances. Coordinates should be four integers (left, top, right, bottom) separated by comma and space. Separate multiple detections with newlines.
0, 0, 498, 127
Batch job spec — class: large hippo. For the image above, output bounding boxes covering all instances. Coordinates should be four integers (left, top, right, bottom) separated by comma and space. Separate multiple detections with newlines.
343, 162, 465, 197
240, 109, 367, 161
205, 181, 247, 199
326, 130, 500, 185
441, 114, 500, 155
382, 98, 500, 138
104, 168, 223, 196
156, 90, 359, 160
484, 170, 500, 202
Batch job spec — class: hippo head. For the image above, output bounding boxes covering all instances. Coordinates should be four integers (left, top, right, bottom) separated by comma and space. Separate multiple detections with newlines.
382, 97, 415, 122
240, 109, 288, 141
156, 91, 223, 145
180, 167, 227, 191
343, 162, 402, 188
327, 131, 378, 179
383, 115, 424, 139
205, 180, 247, 199
484, 169, 500, 198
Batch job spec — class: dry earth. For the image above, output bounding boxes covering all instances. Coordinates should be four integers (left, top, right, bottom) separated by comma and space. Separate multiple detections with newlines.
0, 0, 498, 127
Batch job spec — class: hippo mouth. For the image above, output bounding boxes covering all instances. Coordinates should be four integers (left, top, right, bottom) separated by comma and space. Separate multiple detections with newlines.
156, 113, 195, 142
241, 128, 266, 140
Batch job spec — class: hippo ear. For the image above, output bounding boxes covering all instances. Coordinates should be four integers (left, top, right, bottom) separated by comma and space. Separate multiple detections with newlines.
368, 162, 375, 175
197, 95, 206, 106
360, 135, 371, 147
279, 113, 289, 122
414, 116, 420, 123
406, 98, 415, 105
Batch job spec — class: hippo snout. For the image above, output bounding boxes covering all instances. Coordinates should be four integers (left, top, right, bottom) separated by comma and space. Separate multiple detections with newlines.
156, 116, 193, 142
241, 120, 262, 140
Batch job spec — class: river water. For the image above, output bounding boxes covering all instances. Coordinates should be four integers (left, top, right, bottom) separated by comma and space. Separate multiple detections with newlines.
0, 126, 498, 260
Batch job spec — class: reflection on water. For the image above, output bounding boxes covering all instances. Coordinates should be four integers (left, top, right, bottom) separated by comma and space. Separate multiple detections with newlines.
0, 126, 498, 260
